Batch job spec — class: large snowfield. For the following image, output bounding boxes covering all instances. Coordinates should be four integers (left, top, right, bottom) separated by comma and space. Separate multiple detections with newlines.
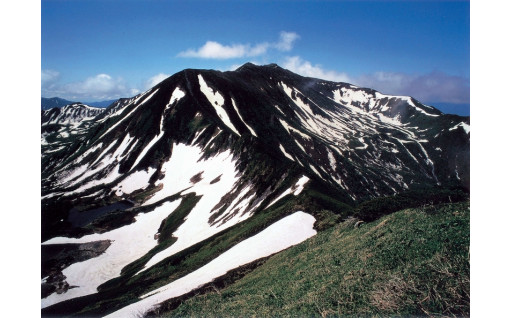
106, 211, 317, 318
137, 143, 258, 273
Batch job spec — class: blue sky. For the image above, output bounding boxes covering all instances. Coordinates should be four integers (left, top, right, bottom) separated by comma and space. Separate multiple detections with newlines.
41, 0, 470, 114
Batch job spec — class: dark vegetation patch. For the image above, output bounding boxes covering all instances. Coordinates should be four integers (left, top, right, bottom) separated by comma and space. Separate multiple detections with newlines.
189, 171, 204, 184
126, 183, 163, 205
41, 271, 77, 299
157, 193, 202, 244
67, 200, 134, 227
208, 187, 241, 225
353, 186, 468, 222
209, 174, 222, 184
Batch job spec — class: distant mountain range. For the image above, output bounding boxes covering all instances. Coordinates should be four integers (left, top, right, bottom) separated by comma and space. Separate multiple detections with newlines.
41, 97, 76, 110
42, 97, 117, 110
86, 99, 118, 108
41, 63, 470, 317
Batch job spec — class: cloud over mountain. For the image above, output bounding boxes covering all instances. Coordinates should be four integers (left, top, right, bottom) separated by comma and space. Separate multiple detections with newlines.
178, 31, 300, 59
283, 56, 469, 104
144, 73, 171, 90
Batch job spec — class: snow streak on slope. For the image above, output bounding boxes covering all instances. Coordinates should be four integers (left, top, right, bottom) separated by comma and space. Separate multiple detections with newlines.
97, 88, 160, 141
279, 118, 312, 141
198, 74, 241, 136
106, 211, 317, 318
232, 98, 258, 137
138, 143, 258, 273
279, 144, 295, 161
130, 134, 162, 171
41, 200, 182, 308
267, 176, 310, 208
129, 87, 183, 172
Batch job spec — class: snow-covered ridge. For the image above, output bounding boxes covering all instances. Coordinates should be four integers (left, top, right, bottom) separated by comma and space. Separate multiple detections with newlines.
42, 103, 105, 126
331, 85, 440, 119
96, 88, 160, 142
449, 122, 470, 134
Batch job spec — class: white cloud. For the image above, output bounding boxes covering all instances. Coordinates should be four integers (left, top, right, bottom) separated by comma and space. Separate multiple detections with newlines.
42, 73, 137, 102
144, 73, 170, 90
274, 31, 300, 51
63, 74, 129, 100
41, 71, 175, 101
283, 56, 351, 82
356, 71, 470, 104
41, 69, 60, 86
178, 31, 299, 59
178, 41, 250, 59
282, 56, 469, 104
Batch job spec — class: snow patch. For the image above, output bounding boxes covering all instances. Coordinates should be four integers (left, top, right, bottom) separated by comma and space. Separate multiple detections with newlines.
166, 87, 186, 109
113, 168, 156, 195
327, 149, 337, 171
130, 134, 163, 171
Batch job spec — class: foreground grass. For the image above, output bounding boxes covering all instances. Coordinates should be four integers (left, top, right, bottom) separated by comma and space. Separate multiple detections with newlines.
162, 201, 469, 317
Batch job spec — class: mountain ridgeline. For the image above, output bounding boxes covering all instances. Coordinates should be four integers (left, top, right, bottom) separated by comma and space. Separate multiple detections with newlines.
41, 63, 470, 316
41, 97, 76, 110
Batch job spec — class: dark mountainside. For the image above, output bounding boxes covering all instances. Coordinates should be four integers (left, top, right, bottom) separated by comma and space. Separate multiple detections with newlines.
41, 63, 469, 317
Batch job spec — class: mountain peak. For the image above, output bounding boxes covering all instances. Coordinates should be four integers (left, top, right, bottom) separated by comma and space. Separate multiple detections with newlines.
235, 62, 283, 72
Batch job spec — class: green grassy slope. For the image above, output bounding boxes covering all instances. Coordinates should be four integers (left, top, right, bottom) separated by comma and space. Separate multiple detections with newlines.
159, 201, 469, 317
